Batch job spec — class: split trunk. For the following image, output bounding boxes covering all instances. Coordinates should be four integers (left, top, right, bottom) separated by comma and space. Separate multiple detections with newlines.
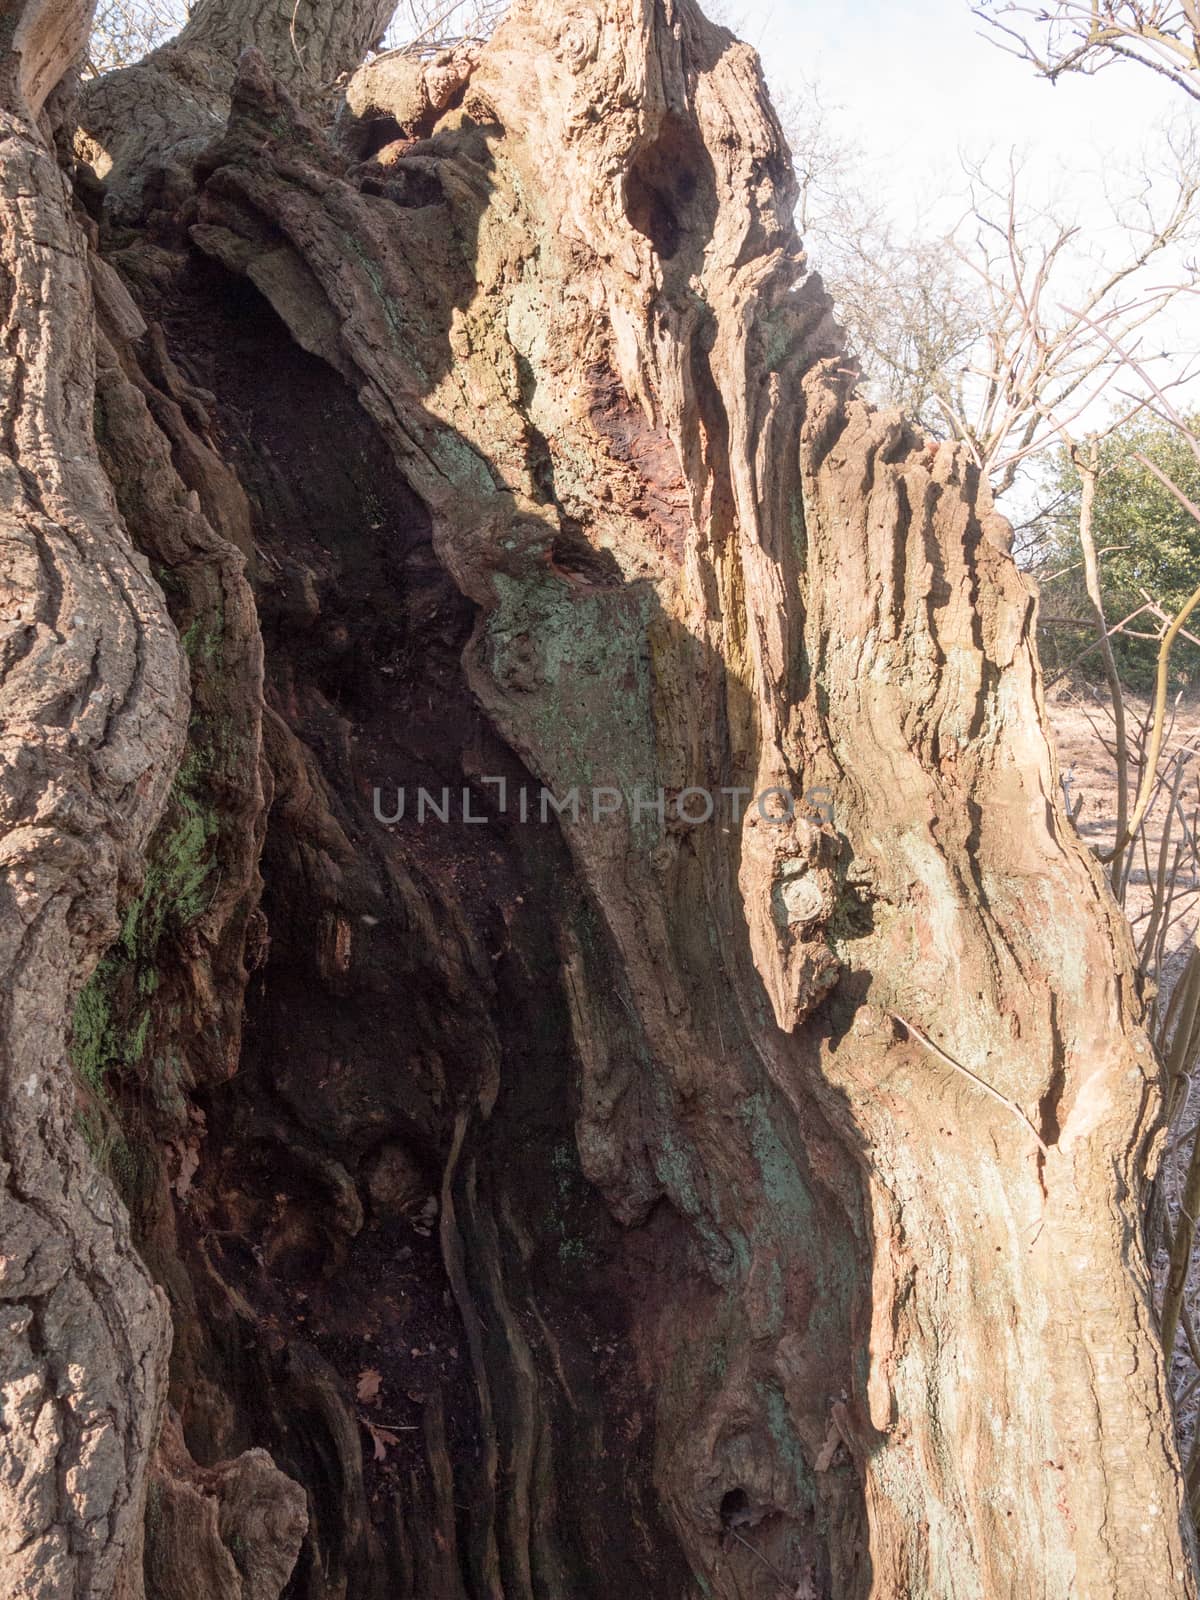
0, 1, 1192, 1597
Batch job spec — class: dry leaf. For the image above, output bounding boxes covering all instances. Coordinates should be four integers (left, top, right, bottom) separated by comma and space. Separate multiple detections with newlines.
358, 1415, 401, 1461
356, 1367, 382, 1405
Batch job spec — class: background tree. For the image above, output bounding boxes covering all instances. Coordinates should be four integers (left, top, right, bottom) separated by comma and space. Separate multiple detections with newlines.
969, 9, 1200, 1506
1039, 411, 1200, 684
85, 0, 183, 74
778, 84, 989, 434
83, 0, 510, 71
384, 0, 508, 48
780, 80, 1199, 510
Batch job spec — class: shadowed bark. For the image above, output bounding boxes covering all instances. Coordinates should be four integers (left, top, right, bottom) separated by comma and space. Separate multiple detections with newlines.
0, 0, 1195, 1597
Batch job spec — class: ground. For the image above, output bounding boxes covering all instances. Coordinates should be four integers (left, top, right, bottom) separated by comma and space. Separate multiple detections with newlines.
1048, 685, 1200, 991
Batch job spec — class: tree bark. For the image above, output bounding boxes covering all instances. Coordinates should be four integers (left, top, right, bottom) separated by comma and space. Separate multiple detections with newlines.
76, 0, 396, 217
175, 0, 396, 89
0, 4, 186, 1597
3, 0, 1196, 1597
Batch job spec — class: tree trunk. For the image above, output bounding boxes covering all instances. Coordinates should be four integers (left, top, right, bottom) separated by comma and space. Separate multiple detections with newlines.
175, 0, 395, 86
2, 1, 1195, 1597
76, 0, 396, 217
0, 3, 185, 1595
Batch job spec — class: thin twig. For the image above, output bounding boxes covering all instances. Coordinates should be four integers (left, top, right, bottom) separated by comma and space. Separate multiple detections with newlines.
889, 1014, 1049, 1154
1104, 582, 1200, 863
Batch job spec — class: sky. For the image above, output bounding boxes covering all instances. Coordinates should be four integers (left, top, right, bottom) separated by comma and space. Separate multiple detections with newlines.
713, 0, 1199, 513
727, 0, 1174, 238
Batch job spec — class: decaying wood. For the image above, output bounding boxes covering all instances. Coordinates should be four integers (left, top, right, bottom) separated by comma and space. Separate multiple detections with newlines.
0, 0, 1195, 1596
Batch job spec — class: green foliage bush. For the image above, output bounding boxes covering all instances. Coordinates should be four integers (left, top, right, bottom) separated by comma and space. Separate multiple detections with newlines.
1036, 412, 1200, 691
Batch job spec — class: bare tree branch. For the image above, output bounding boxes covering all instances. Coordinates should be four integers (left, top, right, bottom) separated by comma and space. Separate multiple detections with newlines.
972, 1, 1200, 101
384, 0, 508, 52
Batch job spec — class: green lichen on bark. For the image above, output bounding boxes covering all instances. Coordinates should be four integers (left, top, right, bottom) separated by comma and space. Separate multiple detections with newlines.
70, 740, 219, 1110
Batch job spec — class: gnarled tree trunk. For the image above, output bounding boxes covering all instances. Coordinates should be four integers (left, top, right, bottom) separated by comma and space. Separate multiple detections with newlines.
1, 1, 1195, 1597
0, 3, 184, 1595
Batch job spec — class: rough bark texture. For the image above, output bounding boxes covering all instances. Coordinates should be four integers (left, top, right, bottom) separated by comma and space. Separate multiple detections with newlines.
76, 0, 397, 217
0, 2, 183, 1595
0, 4, 303, 1597
0, 0, 1195, 1597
